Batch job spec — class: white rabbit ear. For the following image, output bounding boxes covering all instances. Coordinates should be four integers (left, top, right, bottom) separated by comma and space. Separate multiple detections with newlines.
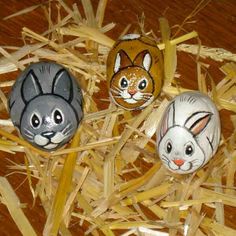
143, 52, 151, 71
134, 50, 152, 71
160, 102, 175, 137
184, 111, 212, 136
52, 69, 73, 102
114, 52, 121, 73
114, 53, 121, 73
114, 50, 132, 73
21, 70, 43, 103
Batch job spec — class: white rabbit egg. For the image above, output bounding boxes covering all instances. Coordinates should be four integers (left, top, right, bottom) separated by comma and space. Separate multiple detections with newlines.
157, 91, 221, 174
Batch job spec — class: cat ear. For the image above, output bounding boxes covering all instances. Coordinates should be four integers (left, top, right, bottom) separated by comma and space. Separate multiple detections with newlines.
52, 69, 73, 102
133, 50, 152, 71
21, 70, 43, 103
160, 102, 175, 137
114, 50, 132, 73
184, 112, 212, 136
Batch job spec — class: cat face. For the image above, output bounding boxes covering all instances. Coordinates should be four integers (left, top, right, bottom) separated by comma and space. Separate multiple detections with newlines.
159, 127, 205, 174
110, 66, 154, 109
20, 95, 77, 150
109, 49, 155, 110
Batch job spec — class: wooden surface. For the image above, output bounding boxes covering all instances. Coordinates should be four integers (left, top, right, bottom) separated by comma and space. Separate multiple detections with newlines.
0, 0, 235, 235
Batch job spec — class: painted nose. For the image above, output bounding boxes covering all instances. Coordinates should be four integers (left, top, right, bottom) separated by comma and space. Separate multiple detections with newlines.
42, 131, 55, 138
173, 159, 185, 167
128, 89, 137, 95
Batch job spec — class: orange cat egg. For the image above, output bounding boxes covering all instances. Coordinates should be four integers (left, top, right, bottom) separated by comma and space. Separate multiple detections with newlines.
107, 34, 164, 110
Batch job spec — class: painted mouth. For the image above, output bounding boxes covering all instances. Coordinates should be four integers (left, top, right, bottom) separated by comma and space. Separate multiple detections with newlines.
123, 97, 139, 104
33, 132, 68, 150
170, 160, 193, 171
43, 142, 60, 149
123, 96, 152, 104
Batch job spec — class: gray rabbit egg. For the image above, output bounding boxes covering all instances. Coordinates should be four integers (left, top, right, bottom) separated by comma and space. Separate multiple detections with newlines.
8, 61, 83, 151
157, 91, 221, 174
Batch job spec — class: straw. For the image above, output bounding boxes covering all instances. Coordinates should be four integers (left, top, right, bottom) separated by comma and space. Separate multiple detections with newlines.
0, 0, 235, 235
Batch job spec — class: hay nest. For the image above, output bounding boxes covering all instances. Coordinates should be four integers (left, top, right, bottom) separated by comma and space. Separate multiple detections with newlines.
0, 1, 235, 235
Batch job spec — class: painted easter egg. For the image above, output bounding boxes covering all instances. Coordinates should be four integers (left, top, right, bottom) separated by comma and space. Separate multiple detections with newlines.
157, 91, 221, 174
8, 61, 83, 151
107, 34, 164, 110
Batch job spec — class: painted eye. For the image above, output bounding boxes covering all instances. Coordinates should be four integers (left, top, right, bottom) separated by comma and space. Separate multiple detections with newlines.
165, 140, 172, 154
53, 109, 63, 124
138, 79, 147, 90
185, 142, 194, 156
120, 77, 128, 88
31, 113, 41, 128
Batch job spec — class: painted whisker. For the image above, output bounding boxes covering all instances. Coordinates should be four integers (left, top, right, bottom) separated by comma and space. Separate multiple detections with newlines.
142, 96, 152, 100
191, 159, 200, 164
111, 85, 123, 93
142, 92, 153, 96
110, 88, 121, 95
161, 159, 169, 165
23, 129, 34, 139
24, 128, 34, 136
113, 95, 122, 98
64, 126, 74, 136
161, 156, 169, 164
24, 133, 33, 140
62, 123, 73, 135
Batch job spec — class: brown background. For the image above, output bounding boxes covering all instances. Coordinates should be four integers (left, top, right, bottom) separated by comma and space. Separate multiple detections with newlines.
0, 0, 235, 235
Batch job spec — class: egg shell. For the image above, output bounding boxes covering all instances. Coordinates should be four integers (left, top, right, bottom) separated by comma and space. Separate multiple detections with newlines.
107, 34, 164, 110
8, 61, 83, 151
157, 91, 221, 174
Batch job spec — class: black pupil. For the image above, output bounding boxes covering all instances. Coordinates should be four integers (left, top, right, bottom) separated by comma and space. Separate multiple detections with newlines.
138, 80, 147, 90
54, 110, 63, 124
31, 114, 40, 128
120, 77, 128, 88
166, 142, 172, 153
185, 145, 193, 155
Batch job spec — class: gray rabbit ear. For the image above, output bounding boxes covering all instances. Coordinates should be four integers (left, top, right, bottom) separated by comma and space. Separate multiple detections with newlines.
21, 70, 43, 103
52, 69, 73, 102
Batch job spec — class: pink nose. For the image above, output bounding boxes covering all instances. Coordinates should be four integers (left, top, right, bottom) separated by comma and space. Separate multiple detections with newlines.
173, 159, 185, 166
128, 89, 137, 95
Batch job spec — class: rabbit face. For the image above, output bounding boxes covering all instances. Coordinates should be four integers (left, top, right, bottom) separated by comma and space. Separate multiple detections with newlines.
109, 49, 156, 110
107, 34, 164, 110
159, 127, 205, 173
9, 62, 83, 151
110, 66, 154, 110
157, 91, 221, 174
20, 95, 78, 150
